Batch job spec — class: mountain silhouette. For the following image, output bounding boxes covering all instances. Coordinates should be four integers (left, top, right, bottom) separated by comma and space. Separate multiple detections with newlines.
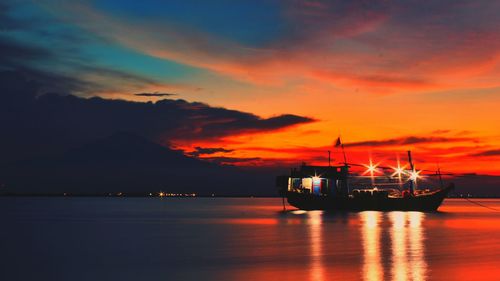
0, 132, 273, 196
64, 131, 208, 167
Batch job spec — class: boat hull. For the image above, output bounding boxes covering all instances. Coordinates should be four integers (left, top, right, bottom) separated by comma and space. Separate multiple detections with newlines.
286, 185, 453, 212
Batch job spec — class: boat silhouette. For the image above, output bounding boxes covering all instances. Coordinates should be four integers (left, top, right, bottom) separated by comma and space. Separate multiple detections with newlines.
277, 151, 454, 211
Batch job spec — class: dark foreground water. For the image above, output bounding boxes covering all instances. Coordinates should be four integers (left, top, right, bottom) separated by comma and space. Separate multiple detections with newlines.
0, 198, 499, 281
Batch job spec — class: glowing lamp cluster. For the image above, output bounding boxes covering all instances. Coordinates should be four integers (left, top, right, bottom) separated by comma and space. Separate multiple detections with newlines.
363, 159, 423, 183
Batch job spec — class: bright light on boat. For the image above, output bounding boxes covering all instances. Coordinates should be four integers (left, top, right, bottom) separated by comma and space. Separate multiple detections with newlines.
363, 159, 380, 186
409, 170, 422, 181
367, 165, 377, 173
391, 165, 407, 177
311, 172, 322, 181
363, 159, 379, 175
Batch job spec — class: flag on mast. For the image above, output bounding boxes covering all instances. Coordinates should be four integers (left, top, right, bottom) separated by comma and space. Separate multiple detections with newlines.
334, 137, 342, 147
334, 136, 348, 165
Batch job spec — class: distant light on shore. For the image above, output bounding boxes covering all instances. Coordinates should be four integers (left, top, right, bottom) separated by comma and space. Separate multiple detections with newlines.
158, 192, 196, 197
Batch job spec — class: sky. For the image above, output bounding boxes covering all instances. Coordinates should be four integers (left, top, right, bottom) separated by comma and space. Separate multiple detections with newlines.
1, 0, 500, 174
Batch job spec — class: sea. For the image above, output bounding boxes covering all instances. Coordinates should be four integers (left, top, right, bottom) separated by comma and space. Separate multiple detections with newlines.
0, 197, 498, 281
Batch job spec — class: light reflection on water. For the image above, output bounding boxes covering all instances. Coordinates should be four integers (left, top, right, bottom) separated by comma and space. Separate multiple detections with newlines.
389, 212, 427, 281
361, 211, 428, 281
1, 198, 499, 281
304, 210, 428, 281
361, 211, 384, 281
307, 211, 324, 281
408, 212, 426, 281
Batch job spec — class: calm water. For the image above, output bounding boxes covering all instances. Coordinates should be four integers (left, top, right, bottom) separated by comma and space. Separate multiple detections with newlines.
0, 198, 499, 281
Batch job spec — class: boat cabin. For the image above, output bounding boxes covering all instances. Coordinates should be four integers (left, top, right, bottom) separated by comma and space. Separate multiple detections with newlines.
278, 164, 350, 197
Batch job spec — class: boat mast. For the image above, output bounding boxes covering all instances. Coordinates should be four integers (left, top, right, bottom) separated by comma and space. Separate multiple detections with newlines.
334, 135, 348, 166
340, 136, 349, 195
437, 163, 444, 189
407, 150, 415, 196
341, 139, 348, 166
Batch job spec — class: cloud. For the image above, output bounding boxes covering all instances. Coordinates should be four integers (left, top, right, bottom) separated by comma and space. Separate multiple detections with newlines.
201, 156, 262, 166
188, 147, 234, 157
0, 37, 52, 63
430, 129, 452, 135
470, 149, 500, 157
0, 37, 157, 96
171, 106, 315, 140
134, 92, 177, 97
0, 71, 314, 163
283, 0, 390, 39
344, 136, 475, 148
0, 36, 156, 95
44, 0, 500, 93
0, 3, 166, 96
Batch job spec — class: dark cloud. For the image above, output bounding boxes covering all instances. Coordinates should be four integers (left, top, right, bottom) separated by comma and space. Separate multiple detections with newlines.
430, 129, 452, 135
0, 71, 314, 164
0, 2, 28, 31
0, 35, 158, 95
345, 136, 474, 148
0, 37, 51, 63
470, 149, 500, 157
0, 3, 160, 96
201, 156, 262, 165
285, 0, 500, 40
173, 111, 315, 140
169, 101, 315, 140
284, 0, 390, 40
0, 37, 155, 96
135, 92, 177, 97
189, 147, 234, 157
0, 36, 158, 94
0, 37, 88, 94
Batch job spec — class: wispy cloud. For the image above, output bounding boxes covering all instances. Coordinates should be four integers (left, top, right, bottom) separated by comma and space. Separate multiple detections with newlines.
188, 146, 234, 157
0, 2, 180, 96
200, 156, 261, 166
470, 149, 500, 157
345, 136, 475, 148
134, 92, 177, 97
43, 1, 500, 93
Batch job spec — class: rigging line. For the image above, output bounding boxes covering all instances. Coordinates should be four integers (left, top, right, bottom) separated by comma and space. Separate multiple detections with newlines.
463, 197, 499, 212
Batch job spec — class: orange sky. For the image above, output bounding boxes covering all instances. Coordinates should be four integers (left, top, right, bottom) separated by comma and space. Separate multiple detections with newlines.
12, 1, 500, 174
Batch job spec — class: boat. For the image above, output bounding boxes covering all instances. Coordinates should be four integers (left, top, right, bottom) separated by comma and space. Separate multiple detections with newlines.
276, 151, 454, 211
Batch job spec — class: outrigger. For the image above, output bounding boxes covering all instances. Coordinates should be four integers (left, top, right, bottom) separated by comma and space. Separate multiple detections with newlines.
276, 150, 454, 211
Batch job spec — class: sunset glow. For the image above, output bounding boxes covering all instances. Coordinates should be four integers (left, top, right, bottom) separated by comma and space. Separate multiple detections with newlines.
1, 2, 500, 280
1, 0, 499, 175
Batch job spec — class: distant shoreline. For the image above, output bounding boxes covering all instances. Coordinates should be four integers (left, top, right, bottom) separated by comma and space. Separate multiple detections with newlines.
0, 193, 499, 199
0, 193, 274, 198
